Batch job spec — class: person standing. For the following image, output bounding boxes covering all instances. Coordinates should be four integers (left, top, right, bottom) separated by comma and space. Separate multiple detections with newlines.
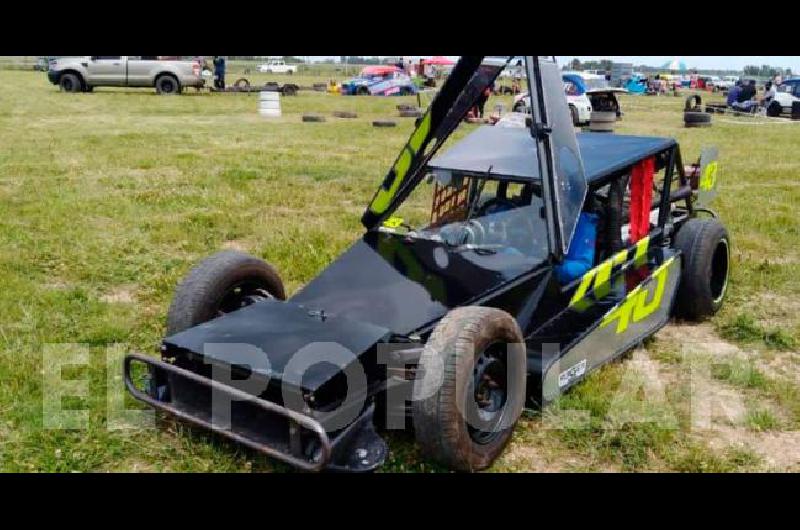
213, 56, 226, 90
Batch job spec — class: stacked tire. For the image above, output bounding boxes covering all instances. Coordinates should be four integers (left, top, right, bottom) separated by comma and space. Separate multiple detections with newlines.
684, 95, 711, 128
588, 111, 616, 132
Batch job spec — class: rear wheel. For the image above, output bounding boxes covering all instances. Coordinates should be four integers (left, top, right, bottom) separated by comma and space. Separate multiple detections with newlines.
413, 306, 526, 471
357, 86, 370, 96
166, 250, 285, 335
155, 75, 180, 95
673, 218, 730, 321
569, 105, 579, 126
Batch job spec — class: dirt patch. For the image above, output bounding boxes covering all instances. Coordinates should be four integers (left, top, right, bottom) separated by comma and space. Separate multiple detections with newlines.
100, 285, 136, 304
221, 240, 250, 252
498, 422, 619, 472
655, 322, 743, 357
650, 323, 800, 470
741, 292, 800, 329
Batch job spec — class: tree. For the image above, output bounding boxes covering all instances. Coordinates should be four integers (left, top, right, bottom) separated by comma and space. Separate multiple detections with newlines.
743, 65, 759, 76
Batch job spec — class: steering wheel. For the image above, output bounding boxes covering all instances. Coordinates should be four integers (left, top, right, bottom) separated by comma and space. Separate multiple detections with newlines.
476, 197, 518, 217
440, 219, 486, 247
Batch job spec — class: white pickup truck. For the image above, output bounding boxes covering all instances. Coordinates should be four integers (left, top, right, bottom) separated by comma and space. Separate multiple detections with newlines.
48, 56, 205, 94
258, 59, 298, 74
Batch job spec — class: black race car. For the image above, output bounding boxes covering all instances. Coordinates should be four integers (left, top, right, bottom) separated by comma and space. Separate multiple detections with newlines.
125, 56, 729, 472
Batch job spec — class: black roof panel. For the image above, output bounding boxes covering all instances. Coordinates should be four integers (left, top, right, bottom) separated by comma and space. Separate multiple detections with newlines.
428, 126, 676, 183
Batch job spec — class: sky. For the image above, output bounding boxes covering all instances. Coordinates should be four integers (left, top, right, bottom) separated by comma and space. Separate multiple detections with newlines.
554, 56, 800, 72
308, 56, 799, 72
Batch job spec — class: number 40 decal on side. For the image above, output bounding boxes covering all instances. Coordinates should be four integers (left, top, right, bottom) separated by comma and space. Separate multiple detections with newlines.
600, 257, 676, 334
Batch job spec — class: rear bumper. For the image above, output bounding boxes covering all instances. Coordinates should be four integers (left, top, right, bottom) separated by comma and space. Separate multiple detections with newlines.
124, 353, 387, 472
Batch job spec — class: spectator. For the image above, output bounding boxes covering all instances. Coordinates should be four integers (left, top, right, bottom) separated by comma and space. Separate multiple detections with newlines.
734, 80, 757, 111
726, 80, 742, 107
763, 81, 776, 103
213, 56, 226, 90
476, 84, 492, 118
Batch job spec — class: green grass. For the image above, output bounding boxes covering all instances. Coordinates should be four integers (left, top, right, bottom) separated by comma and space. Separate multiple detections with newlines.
745, 409, 781, 432
0, 69, 799, 472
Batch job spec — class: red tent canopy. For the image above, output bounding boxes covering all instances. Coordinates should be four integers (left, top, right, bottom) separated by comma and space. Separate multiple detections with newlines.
425, 56, 455, 66
360, 65, 400, 76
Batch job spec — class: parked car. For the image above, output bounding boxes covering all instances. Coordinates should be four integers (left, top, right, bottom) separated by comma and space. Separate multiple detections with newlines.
513, 71, 624, 125
774, 78, 800, 114
340, 65, 417, 96
47, 56, 204, 94
257, 59, 298, 75
714, 75, 739, 91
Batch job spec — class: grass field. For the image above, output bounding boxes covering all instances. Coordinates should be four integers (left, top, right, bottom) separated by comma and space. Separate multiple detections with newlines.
1, 68, 799, 472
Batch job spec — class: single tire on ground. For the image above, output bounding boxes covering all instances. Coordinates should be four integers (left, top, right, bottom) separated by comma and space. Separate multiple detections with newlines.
396, 104, 415, 112
59, 73, 82, 93
372, 120, 396, 128
399, 109, 422, 118
302, 114, 326, 123
589, 111, 616, 132
233, 78, 251, 89
412, 306, 526, 471
282, 84, 298, 96
313, 83, 327, 92
333, 111, 358, 119
672, 218, 730, 321
155, 75, 180, 95
684, 111, 712, 128
166, 250, 285, 335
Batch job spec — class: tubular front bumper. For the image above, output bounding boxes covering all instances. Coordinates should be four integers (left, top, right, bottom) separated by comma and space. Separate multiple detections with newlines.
124, 353, 387, 472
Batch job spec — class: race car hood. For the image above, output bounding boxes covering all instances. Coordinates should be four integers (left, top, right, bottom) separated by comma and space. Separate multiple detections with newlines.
342, 77, 372, 86
163, 296, 392, 393
290, 230, 548, 336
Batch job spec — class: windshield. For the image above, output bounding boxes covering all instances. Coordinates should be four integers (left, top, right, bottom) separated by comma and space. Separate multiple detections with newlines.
382, 172, 549, 264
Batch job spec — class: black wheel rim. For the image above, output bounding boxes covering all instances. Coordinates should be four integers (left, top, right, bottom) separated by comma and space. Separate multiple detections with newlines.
467, 342, 509, 445
711, 238, 729, 304
216, 280, 272, 316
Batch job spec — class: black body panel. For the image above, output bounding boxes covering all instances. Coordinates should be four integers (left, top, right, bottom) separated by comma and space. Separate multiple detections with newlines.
163, 298, 391, 393
290, 231, 549, 335
428, 128, 677, 186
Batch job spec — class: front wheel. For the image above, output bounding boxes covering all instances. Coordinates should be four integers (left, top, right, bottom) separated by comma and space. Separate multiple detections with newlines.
412, 306, 526, 471
672, 218, 730, 321
59, 73, 82, 93
166, 250, 285, 335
